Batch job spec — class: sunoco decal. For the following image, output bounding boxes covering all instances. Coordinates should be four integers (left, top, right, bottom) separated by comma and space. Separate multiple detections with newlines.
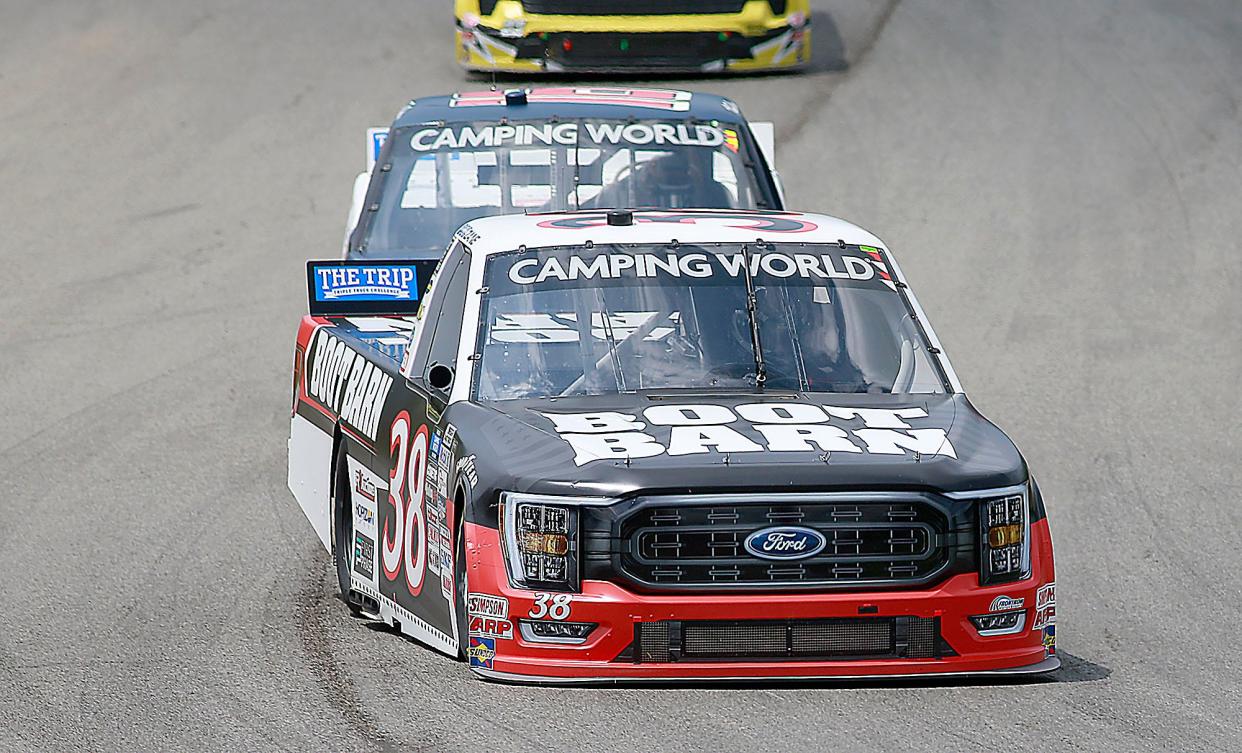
538, 404, 957, 466
306, 330, 394, 443
410, 122, 725, 152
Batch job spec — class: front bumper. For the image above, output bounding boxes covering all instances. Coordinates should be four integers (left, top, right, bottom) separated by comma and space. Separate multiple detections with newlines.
463, 520, 1059, 683
455, 21, 810, 73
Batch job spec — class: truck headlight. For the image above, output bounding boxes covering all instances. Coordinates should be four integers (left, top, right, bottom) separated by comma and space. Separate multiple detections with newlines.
979, 490, 1031, 585
500, 493, 608, 592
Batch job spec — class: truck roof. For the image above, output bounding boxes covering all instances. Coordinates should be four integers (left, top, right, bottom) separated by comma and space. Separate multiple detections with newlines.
392, 86, 747, 128
453, 209, 888, 256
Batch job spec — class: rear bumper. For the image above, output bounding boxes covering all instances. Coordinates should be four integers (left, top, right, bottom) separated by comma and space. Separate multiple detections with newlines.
463, 520, 1058, 682
455, 22, 810, 73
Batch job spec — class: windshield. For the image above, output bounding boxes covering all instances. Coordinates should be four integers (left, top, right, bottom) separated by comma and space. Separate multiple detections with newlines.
474, 243, 948, 400
352, 119, 771, 259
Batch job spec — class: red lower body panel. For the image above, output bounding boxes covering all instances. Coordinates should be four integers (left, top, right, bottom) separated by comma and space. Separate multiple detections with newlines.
463, 520, 1057, 682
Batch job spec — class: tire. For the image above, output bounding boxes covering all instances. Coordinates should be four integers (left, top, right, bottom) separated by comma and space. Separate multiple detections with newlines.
454, 515, 469, 659
332, 444, 362, 616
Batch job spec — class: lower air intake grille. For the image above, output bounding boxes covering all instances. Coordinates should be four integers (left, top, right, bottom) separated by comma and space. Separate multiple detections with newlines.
633, 617, 941, 663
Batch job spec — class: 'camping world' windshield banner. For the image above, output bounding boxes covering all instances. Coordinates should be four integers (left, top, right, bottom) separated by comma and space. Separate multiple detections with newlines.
409, 122, 726, 152
492, 244, 899, 295
307, 260, 440, 316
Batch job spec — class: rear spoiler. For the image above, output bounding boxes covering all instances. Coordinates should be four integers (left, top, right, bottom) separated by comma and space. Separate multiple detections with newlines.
307, 259, 439, 316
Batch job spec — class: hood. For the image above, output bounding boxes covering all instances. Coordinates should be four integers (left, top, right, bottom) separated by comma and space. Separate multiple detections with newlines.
447, 392, 1027, 501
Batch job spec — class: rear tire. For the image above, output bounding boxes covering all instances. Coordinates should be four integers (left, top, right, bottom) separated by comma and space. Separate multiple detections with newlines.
332, 444, 362, 616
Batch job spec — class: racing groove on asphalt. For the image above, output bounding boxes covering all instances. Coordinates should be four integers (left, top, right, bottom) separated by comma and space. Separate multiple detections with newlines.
2, 1, 1240, 751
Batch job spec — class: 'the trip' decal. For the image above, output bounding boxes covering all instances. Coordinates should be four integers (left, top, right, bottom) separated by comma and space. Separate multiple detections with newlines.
537, 403, 956, 466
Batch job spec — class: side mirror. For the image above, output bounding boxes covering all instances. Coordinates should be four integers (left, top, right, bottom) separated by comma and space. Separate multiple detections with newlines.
427, 362, 455, 392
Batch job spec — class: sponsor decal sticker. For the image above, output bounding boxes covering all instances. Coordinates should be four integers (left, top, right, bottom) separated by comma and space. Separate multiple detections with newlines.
468, 593, 509, 619
1042, 624, 1056, 654
353, 532, 375, 580
469, 616, 514, 640
539, 404, 956, 466
504, 248, 881, 286
467, 636, 496, 669
409, 122, 725, 152
989, 595, 1025, 612
306, 331, 394, 443
354, 470, 377, 503
313, 264, 417, 301
1033, 582, 1056, 631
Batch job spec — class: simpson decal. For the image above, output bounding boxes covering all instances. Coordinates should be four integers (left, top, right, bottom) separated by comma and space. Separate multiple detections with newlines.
468, 593, 509, 619
409, 122, 724, 152
538, 404, 957, 466
306, 330, 394, 443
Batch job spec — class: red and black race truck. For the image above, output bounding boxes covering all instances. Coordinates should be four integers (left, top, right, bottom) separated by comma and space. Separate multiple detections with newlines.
288, 209, 1058, 683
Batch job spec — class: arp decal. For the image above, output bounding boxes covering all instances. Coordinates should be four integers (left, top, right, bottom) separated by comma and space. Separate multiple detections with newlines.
305, 330, 394, 443
536, 212, 817, 233
538, 404, 957, 466
469, 615, 513, 640
467, 636, 496, 669
450, 87, 693, 111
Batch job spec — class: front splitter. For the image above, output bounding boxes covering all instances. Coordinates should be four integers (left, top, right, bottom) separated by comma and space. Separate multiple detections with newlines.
470, 654, 1062, 686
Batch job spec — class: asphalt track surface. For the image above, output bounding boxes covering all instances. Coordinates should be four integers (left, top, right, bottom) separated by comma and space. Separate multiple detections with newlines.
2, 1, 1241, 751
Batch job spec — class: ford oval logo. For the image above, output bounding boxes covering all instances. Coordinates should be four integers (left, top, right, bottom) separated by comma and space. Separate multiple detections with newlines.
743, 526, 827, 561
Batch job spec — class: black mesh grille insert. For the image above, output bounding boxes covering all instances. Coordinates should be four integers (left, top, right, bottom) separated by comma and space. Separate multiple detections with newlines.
632, 617, 941, 663
620, 500, 950, 590
522, 0, 747, 15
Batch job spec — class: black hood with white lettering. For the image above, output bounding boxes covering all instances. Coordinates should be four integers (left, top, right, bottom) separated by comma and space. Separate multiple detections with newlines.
445, 392, 1027, 525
